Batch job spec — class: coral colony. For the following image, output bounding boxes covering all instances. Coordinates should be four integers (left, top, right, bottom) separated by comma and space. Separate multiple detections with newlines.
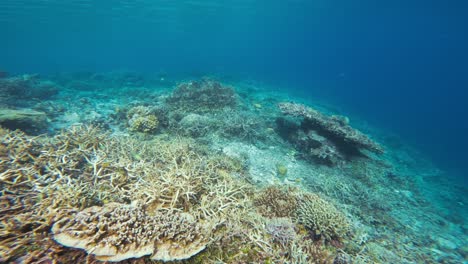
0, 73, 466, 263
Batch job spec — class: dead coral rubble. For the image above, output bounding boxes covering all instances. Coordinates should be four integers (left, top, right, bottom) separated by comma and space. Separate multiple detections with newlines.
278, 102, 383, 164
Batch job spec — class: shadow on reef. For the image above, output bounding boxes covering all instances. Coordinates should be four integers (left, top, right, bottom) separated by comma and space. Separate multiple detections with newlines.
276, 102, 383, 166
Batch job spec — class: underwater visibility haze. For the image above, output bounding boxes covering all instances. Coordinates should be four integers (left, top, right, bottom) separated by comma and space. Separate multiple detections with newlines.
0, 0, 467, 263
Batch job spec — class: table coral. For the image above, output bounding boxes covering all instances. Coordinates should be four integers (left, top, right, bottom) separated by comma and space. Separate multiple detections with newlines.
52, 202, 212, 262
0, 108, 47, 133
278, 102, 383, 154
278, 102, 383, 165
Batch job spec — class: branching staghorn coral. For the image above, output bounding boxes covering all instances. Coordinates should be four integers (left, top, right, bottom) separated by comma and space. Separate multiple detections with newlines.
1, 125, 143, 262
1, 125, 255, 262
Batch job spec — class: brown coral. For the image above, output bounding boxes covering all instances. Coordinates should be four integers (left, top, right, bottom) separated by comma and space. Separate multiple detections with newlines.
296, 193, 350, 243
253, 186, 298, 218
52, 202, 212, 262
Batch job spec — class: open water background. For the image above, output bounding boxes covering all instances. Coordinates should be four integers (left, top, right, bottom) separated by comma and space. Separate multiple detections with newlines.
1, 0, 467, 184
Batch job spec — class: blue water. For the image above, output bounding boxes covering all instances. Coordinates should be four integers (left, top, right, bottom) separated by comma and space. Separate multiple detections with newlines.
1, 0, 467, 184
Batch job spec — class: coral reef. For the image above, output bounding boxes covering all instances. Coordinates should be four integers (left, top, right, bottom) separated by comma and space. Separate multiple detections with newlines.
1, 72, 464, 263
265, 217, 297, 247
279, 102, 383, 153
254, 185, 350, 247
126, 106, 159, 133
0, 108, 47, 133
52, 202, 212, 261
296, 193, 351, 244
296, 130, 344, 165
167, 78, 236, 113
290, 239, 336, 264
218, 110, 270, 143
0, 126, 258, 262
0, 75, 35, 99
0, 74, 58, 103
278, 102, 383, 165
0, 124, 344, 263
177, 113, 215, 137
254, 186, 298, 218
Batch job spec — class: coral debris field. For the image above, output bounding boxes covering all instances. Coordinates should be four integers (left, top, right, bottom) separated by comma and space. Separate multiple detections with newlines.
0, 72, 466, 263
